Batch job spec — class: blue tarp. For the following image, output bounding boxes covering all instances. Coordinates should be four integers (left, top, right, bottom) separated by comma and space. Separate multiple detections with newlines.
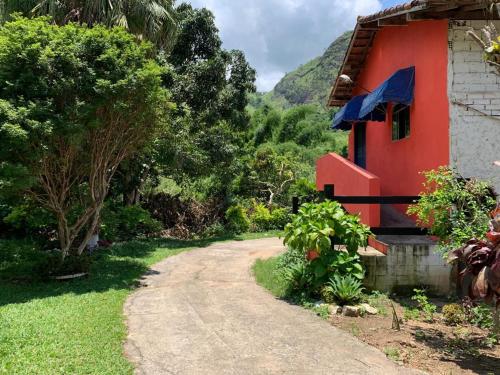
359, 66, 415, 119
332, 94, 386, 130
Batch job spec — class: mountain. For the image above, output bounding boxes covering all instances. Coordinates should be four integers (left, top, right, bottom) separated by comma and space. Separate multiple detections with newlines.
269, 31, 352, 107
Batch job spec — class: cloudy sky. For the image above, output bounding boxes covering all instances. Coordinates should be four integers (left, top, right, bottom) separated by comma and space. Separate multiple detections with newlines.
186, 0, 405, 91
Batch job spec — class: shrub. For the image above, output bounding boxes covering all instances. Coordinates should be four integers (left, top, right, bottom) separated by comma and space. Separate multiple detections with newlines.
250, 203, 273, 231
225, 205, 250, 234
408, 167, 497, 253
442, 303, 465, 326
279, 201, 370, 297
284, 201, 371, 255
101, 205, 163, 241
270, 208, 290, 229
249, 203, 290, 231
325, 274, 364, 305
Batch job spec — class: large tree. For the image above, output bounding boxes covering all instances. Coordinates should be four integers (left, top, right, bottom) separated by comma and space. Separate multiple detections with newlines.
0, 17, 170, 257
0, 0, 177, 50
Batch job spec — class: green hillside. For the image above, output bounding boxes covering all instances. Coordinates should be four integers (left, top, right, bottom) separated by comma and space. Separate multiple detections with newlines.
270, 31, 352, 107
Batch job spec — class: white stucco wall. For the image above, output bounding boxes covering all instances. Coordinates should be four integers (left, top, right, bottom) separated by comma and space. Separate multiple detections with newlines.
448, 20, 500, 192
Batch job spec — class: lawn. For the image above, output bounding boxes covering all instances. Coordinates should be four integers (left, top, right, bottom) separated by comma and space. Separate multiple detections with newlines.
252, 256, 289, 298
0, 232, 281, 375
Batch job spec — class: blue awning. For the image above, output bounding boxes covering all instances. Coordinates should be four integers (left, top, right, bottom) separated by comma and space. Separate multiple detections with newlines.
359, 66, 415, 119
332, 95, 386, 130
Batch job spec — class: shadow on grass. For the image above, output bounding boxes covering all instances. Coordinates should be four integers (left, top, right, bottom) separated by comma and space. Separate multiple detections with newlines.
0, 234, 243, 307
411, 326, 500, 374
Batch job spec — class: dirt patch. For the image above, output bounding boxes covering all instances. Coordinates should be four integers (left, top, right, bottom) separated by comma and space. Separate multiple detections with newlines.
329, 301, 499, 375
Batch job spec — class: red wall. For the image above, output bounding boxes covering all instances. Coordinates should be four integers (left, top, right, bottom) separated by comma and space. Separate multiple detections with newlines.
348, 20, 450, 202
317, 153, 381, 227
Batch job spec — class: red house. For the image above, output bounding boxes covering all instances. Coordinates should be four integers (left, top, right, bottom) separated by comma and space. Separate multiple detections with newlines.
317, 0, 500, 228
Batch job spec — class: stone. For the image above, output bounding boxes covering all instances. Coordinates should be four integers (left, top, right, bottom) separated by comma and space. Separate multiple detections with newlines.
342, 306, 361, 317
360, 303, 378, 315
328, 304, 342, 315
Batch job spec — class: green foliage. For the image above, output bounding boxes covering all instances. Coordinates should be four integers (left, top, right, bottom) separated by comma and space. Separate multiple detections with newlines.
408, 167, 497, 253
411, 289, 437, 322
468, 304, 494, 330
0, 238, 46, 280
284, 201, 371, 254
0, 16, 169, 254
442, 303, 466, 326
101, 205, 163, 242
2, 201, 56, 238
275, 201, 370, 298
252, 256, 289, 298
0, 1, 178, 50
225, 205, 250, 234
249, 203, 290, 231
324, 274, 364, 306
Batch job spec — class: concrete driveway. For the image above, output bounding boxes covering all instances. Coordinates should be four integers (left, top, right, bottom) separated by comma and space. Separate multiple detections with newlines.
124, 237, 422, 375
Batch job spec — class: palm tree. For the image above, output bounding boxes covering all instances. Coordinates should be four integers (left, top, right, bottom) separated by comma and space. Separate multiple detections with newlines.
0, 0, 177, 50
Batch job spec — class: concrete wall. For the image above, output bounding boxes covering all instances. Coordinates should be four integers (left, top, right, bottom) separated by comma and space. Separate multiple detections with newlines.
361, 240, 453, 296
448, 20, 500, 192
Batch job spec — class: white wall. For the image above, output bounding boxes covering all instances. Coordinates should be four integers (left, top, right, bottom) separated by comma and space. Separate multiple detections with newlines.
448, 20, 500, 192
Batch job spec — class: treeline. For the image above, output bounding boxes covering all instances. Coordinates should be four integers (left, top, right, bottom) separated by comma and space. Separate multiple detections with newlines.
0, 2, 347, 266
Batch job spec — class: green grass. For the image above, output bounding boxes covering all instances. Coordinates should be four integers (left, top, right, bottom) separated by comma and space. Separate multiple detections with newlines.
252, 256, 289, 298
0, 231, 281, 374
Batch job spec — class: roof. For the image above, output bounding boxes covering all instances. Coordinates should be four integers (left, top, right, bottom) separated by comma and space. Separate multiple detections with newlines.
329, 0, 500, 107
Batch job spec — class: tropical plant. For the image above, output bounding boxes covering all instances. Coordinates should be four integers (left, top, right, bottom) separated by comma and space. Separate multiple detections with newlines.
284, 201, 372, 255
0, 17, 169, 258
448, 205, 500, 333
278, 201, 370, 297
466, 2, 500, 74
0, 0, 177, 50
324, 274, 364, 305
408, 167, 497, 253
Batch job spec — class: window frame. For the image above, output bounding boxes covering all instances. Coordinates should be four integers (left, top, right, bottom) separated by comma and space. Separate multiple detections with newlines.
391, 103, 411, 142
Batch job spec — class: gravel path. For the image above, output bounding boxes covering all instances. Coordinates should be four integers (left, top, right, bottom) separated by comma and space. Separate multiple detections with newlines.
124, 238, 423, 375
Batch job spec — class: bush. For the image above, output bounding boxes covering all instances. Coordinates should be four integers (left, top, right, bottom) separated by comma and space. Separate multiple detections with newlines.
442, 303, 465, 326
411, 289, 437, 322
250, 203, 273, 231
324, 274, 364, 305
225, 205, 250, 234
249, 203, 290, 231
101, 205, 163, 241
0, 239, 46, 280
408, 167, 497, 253
277, 201, 370, 298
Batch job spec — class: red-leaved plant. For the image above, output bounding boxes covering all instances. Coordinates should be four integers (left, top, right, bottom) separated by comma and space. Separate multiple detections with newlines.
448, 204, 500, 333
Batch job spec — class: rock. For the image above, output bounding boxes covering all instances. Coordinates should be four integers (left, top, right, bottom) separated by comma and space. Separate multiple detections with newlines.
313, 300, 324, 308
360, 303, 378, 315
342, 305, 361, 317
328, 304, 342, 315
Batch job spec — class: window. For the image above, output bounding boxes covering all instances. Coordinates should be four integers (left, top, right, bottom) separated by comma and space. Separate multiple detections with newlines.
391, 104, 410, 141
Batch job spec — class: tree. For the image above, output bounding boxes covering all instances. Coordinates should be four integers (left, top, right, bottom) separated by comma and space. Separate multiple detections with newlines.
0, 0, 177, 50
248, 146, 300, 206
0, 17, 170, 257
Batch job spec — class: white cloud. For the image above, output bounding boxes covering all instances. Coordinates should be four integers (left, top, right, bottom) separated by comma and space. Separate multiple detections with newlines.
185, 0, 383, 91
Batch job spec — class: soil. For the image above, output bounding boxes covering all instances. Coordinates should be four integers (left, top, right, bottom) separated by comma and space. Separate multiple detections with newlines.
329, 300, 500, 375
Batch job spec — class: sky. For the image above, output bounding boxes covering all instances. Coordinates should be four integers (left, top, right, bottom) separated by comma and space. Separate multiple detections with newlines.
186, 0, 405, 91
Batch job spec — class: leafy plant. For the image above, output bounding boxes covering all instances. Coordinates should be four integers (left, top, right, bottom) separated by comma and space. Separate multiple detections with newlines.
101, 205, 163, 241
404, 308, 420, 321
408, 167, 497, 253
325, 274, 364, 305
225, 205, 250, 234
284, 201, 371, 255
411, 289, 437, 322
250, 203, 273, 231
